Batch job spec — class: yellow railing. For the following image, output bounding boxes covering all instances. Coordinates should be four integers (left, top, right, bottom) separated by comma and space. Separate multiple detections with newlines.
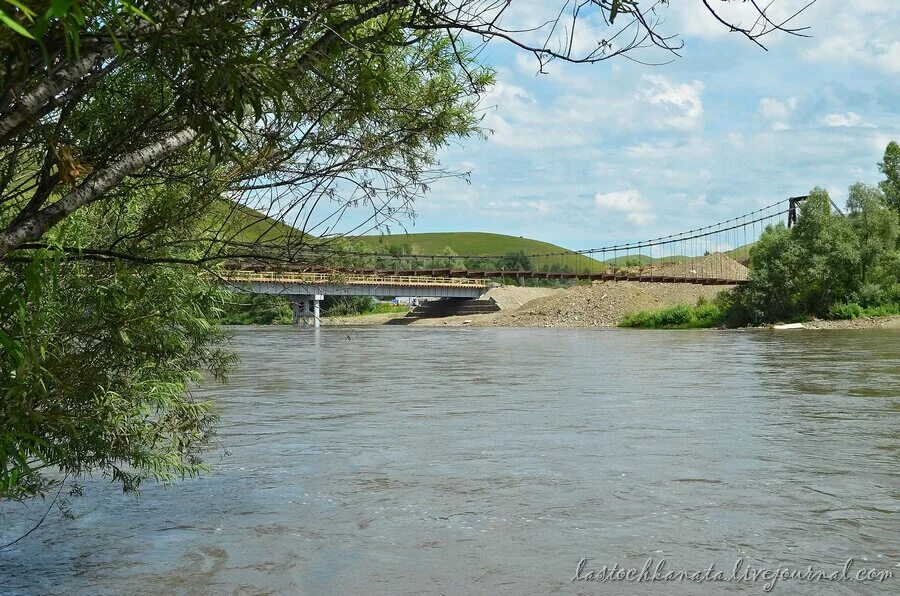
222, 271, 486, 288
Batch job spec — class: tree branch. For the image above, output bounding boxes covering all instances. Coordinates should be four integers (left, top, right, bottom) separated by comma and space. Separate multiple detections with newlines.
0, 129, 198, 258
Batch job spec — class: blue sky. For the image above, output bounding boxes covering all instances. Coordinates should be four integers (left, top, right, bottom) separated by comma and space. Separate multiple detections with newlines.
395, 0, 900, 250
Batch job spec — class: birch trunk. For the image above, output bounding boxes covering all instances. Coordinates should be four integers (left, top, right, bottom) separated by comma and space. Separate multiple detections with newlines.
0, 49, 116, 144
0, 129, 198, 258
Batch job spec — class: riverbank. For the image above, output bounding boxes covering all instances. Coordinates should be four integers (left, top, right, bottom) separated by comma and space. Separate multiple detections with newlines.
803, 315, 900, 330
320, 284, 900, 330
321, 312, 407, 326
415, 281, 729, 327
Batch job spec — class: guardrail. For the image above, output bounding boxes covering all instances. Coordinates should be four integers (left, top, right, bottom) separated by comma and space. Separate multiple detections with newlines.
222, 271, 487, 288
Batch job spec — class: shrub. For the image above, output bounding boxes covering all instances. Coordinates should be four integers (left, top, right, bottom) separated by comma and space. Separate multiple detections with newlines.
216, 293, 292, 324
865, 303, 900, 317
829, 302, 865, 320
621, 303, 725, 329
323, 296, 376, 316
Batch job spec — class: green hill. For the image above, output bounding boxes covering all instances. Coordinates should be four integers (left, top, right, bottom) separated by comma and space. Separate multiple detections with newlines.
603, 254, 657, 266
725, 242, 754, 262
205, 208, 757, 272
352, 232, 603, 271
605, 242, 756, 266
203, 201, 305, 246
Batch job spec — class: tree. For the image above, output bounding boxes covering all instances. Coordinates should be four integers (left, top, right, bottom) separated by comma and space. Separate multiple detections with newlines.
0, 1, 820, 500
1, 249, 232, 500
738, 223, 800, 323
435, 246, 459, 268
790, 188, 859, 314
878, 141, 900, 215
846, 183, 898, 287
500, 249, 531, 271
0, 1, 818, 264
733, 182, 899, 325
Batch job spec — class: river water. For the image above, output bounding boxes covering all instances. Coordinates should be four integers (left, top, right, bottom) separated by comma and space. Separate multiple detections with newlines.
1, 327, 898, 595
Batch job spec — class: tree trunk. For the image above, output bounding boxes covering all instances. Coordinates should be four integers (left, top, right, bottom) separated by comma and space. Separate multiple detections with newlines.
0, 49, 114, 145
0, 129, 198, 259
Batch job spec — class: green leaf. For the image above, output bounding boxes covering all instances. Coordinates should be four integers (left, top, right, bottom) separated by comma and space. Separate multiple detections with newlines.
122, 1, 153, 23
0, 7, 35, 39
609, 0, 621, 24
4, 0, 36, 19
47, 0, 72, 18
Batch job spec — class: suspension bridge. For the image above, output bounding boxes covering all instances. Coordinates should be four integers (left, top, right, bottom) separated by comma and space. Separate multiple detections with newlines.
221, 196, 807, 325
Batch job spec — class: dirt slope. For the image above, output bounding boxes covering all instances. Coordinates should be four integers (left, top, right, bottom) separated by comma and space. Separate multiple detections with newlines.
481, 286, 563, 310
413, 281, 731, 328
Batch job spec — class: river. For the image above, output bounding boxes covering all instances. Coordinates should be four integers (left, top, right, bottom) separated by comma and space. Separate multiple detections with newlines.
1, 327, 898, 594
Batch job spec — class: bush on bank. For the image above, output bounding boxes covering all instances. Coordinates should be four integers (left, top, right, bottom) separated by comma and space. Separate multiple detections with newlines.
828, 301, 900, 320
620, 299, 726, 329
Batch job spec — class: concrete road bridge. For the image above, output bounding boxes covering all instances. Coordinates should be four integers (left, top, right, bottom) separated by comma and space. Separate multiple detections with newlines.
222, 271, 487, 326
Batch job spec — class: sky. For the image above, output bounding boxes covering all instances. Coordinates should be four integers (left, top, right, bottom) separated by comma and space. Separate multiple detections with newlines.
392, 0, 900, 250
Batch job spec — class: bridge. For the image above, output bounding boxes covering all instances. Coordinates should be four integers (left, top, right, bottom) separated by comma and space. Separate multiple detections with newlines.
224, 271, 487, 325
221, 196, 807, 325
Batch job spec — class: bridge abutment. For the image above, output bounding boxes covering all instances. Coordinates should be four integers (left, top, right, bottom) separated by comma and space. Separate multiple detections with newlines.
290, 294, 323, 327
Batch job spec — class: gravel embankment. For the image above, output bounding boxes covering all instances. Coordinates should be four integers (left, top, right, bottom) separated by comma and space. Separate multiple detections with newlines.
803, 316, 900, 330
413, 281, 732, 328
650, 253, 749, 280
481, 286, 563, 310
322, 312, 407, 326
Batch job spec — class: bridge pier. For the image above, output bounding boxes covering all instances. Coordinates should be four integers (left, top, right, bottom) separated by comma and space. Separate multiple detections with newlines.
290, 294, 323, 327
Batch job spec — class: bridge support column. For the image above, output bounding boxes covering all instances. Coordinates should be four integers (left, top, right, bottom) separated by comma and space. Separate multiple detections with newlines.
290, 294, 323, 327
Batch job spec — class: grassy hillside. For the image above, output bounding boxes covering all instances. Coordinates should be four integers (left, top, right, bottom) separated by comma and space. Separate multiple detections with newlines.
603, 254, 658, 266
203, 208, 601, 271
605, 242, 756, 266
352, 232, 603, 271
725, 242, 754, 262
205, 209, 757, 272
204, 201, 302, 245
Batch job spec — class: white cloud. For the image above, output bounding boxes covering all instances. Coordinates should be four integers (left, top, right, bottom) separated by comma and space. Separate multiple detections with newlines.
667, 0, 817, 46
623, 138, 713, 162
637, 76, 705, 130
595, 189, 656, 225
805, 36, 900, 75
759, 97, 798, 130
486, 199, 555, 214
822, 112, 873, 128
479, 82, 583, 149
872, 133, 895, 153
668, 0, 900, 76
799, 2, 900, 75
404, 0, 900, 248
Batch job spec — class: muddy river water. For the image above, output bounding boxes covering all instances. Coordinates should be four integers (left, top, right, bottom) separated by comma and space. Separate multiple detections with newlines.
1, 327, 898, 594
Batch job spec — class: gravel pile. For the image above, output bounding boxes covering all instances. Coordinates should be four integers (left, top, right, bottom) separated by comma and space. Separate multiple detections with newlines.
482, 286, 563, 310
649, 253, 749, 281
414, 281, 731, 328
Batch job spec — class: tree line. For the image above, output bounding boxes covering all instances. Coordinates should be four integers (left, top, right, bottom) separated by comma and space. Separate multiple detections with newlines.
625, 144, 900, 328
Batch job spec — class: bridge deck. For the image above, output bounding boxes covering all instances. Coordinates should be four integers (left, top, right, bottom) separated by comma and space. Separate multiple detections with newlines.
223, 269, 745, 287
222, 271, 488, 289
